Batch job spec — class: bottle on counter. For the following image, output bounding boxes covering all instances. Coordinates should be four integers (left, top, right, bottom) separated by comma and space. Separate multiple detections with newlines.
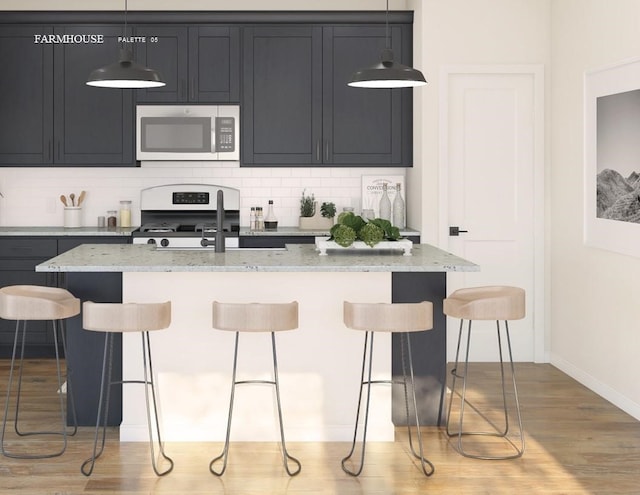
264, 200, 278, 231
392, 183, 405, 229
119, 200, 132, 228
250, 206, 257, 231
256, 206, 264, 231
107, 210, 117, 228
379, 183, 391, 221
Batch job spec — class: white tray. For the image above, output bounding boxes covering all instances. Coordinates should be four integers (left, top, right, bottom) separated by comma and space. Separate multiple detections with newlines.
316, 237, 413, 256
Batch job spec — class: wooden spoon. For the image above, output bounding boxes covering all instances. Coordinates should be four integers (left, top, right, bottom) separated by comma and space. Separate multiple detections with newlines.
69, 193, 75, 206
60, 195, 68, 207
77, 190, 86, 206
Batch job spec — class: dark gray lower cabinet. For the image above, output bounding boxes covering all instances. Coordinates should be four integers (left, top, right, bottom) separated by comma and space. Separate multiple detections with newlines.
0, 239, 58, 357
392, 272, 447, 426
57, 238, 126, 426
0, 236, 127, 425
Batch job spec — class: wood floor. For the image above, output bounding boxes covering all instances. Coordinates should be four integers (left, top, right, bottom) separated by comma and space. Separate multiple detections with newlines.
1, 359, 639, 494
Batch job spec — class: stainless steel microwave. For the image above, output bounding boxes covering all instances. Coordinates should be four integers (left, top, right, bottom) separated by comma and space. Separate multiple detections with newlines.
136, 105, 240, 161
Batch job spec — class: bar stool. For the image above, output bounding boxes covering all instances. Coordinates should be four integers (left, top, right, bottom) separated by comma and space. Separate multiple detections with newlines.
209, 301, 301, 476
444, 286, 525, 460
80, 301, 174, 476
0, 285, 79, 459
341, 301, 435, 477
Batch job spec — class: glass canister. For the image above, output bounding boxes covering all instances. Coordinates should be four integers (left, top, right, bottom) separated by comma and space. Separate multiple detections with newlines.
119, 200, 132, 228
107, 210, 118, 228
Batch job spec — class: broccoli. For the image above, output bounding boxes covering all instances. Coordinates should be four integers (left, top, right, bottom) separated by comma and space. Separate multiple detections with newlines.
330, 224, 357, 247
358, 222, 385, 247
338, 212, 366, 233
369, 218, 401, 241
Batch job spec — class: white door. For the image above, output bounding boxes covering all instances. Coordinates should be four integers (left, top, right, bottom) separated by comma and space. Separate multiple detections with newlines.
439, 66, 545, 363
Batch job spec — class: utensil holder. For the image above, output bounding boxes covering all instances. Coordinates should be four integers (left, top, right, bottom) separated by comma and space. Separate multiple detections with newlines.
64, 207, 82, 228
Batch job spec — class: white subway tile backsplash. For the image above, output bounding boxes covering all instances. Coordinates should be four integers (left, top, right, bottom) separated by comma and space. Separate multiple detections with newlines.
0, 165, 404, 228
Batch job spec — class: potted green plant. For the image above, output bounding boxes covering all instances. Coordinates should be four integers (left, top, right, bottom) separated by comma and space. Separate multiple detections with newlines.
320, 202, 336, 220
300, 189, 316, 218
299, 191, 334, 230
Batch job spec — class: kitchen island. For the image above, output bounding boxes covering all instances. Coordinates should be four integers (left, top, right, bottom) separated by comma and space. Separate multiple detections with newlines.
37, 243, 478, 442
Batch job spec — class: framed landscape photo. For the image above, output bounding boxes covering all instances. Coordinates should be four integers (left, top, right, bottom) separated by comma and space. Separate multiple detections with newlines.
584, 57, 640, 258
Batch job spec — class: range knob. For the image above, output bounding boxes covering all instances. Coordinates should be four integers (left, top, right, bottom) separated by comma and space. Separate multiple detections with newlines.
160, 238, 170, 247
147, 238, 157, 245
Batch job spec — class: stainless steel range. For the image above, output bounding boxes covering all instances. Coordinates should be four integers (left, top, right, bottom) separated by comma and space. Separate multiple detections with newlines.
132, 184, 240, 249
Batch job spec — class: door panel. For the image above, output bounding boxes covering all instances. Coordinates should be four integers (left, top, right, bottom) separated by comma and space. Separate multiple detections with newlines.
441, 68, 544, 362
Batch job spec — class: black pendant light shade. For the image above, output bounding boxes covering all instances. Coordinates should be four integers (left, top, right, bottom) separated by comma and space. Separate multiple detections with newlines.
348, 48, 426, 88
348, 0, 426, 89
87, 48, 165, 88
86, 0, 165, 89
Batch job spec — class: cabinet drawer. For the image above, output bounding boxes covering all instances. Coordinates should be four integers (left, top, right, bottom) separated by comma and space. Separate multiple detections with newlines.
0, 239, 57, 258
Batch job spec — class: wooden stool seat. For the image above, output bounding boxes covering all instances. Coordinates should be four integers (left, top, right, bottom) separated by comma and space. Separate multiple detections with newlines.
212, 301, 298, 332
83, 301, 171, 333
80, 301, 173, 477
0, 285, 80, 320
210, 301, 301, 477
341, 301, 435, 477
443, 286, 525, 321
0, 285, 79, 459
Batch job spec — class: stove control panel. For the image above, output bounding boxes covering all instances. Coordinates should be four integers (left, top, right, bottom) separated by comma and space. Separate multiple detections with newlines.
172, 192, 210, 205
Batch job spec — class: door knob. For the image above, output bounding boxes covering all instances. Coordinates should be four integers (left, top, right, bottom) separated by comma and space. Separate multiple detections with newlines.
449, 226, 468, 236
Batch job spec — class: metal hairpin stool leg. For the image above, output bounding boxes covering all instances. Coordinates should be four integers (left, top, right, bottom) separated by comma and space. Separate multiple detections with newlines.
209, 301, 301, 477
80, 301, 174, 476
0, 285, 80, 459
444, 286, 526, 460
341, 301, 435, 477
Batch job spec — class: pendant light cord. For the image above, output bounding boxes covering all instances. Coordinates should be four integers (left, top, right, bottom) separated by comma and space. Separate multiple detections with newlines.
124, 0, 128, 39
385, 0, 390, 50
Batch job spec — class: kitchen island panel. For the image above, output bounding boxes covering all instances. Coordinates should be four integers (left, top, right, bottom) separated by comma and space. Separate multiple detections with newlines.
121, 271, 393, 442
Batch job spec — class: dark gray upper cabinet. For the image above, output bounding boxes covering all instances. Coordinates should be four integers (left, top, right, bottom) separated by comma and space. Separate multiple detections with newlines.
0, 25, 134, 167
134, 26, 240, 103
323, 26, 406, 165
54, 25, 134, 166
242, 26, 323, 165
242, 24, 412, 167
0, 26, 54, 165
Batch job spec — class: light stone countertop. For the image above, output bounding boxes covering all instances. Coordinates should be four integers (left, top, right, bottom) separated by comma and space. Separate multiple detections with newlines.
238, 226, 421, 237
35, 242, 479, 273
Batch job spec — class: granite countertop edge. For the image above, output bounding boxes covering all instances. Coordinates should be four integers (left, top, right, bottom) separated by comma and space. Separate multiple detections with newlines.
36, 243, 479, 273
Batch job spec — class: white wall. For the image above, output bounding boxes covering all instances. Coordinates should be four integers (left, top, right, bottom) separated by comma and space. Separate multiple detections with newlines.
409, 0, 551, 243
550, 0, 640, 419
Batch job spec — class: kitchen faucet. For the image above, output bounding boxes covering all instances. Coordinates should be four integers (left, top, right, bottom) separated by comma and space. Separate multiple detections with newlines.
200, 189, 226, 252
215, 189, 225, 252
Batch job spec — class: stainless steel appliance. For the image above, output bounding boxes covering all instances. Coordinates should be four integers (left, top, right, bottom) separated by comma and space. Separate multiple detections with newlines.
132, 184, 240, 249
136, 105, 240, 161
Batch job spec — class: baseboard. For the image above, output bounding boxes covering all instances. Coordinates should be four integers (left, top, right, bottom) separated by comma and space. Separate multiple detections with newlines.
550, 354, 640, 421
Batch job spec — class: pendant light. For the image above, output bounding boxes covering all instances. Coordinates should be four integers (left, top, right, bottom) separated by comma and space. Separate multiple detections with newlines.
348, 0, 426, 89
86, 0, 165, 89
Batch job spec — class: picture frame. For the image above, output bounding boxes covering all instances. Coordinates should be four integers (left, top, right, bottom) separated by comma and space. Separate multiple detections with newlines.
584, 56, 640, 258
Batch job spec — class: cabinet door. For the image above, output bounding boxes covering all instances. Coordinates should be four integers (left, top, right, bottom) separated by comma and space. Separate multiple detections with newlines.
0, 26, 54, 165
323, 26, 405, 166
242, 26, 322, 165
134, 26, 189, 102
189, 26, 240, 103
0, 238, 58, 357
54, 26, 134, 166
